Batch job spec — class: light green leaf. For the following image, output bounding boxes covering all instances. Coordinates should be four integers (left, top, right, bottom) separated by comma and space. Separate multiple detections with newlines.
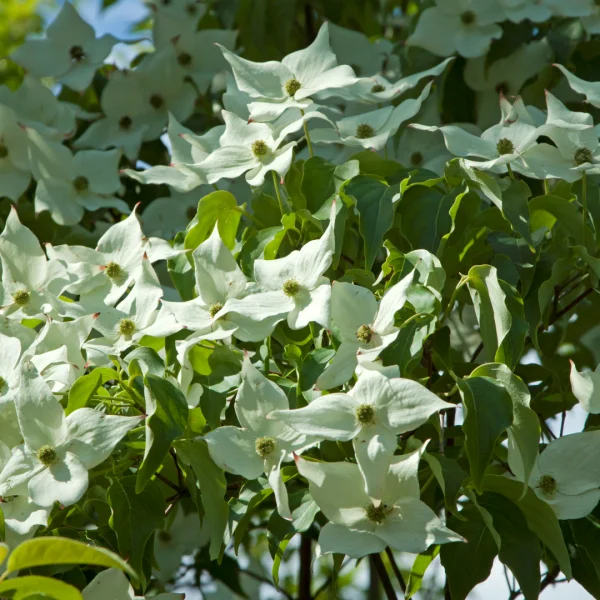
405, 545, 440, 599
0, 576, 83, 600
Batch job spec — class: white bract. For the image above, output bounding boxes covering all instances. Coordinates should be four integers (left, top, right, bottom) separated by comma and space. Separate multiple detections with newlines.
270, 371, 452, 497
0, 105, 31, 201
527, 431, 600, 519
0, 365, 141, 508
570, 361, 600, 414
316, 272, 414, 390
82, 568, 180, 600
204, 357, 314, 518
294, 444, 463, 558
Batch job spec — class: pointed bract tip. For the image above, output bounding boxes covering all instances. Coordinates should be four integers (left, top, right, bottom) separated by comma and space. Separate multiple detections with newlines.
292, 452, 300, 463
93, 312, 100, 319
142, 251, 149, 260
118, 169, 126, 174
248, 118, 255, 124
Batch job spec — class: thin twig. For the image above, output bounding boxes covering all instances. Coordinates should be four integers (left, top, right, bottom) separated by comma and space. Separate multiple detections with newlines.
385, 547, 406, 592
299, 535, 312, 600
371, 553, 398, 599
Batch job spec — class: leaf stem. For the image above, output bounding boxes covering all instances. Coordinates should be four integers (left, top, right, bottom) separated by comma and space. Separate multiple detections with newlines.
272, 170, 286, 216
440, 275, 468, 324
300, 109, 314, 157
582, 171, 588, 248
506, 164, 515, 180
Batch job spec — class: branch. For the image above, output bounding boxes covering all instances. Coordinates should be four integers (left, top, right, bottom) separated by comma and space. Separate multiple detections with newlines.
371, 553, 398, 599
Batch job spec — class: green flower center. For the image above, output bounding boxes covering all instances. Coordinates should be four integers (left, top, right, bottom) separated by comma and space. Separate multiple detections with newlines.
285, 78, 302, 97
177, 52, 192, 67
37, 445, 58, 466
255, 436, 276, 457
365, 503, 389, 524
12, 290, 30, 306
118, 318, 136, 336
282, 279, 301, 297
186, 2, 198, 15
69, 45, 85, 62
150, 94, 164, 109
355, 403, 375, 424
104, 261, 123, 279
496, 138, 515, 156
574, 147, 593, 166
410, 151, 423, 166
73, 176, 89, 193
119, 115, 133, 130
0, 144, 8, 159
251, 139, 269, 158
461, 10, 476, 25
356, 324, 373, 344
209, 302, 224, 318
371, 84, 385, 93
0, 376, 6, 391
356, 123, 375, 139
536, 474, 558, 497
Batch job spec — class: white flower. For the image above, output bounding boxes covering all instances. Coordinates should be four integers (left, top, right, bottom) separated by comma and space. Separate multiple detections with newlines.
219, 22, 357, 122
83, 567, 181, 600
204, 357, 315, 518
0, 365, 142, 507
11, 2, 116, 91
407, 0, 504, 59
270, 371, 452, 497
223, 202, 337, 330
0, 105, 31, 201
570, 360, 600, 414
527, 431, 600, 519
311, 82, 433, 151
294, 444, 463, 558
194, 110, 296, 186
316, 272, 414, 390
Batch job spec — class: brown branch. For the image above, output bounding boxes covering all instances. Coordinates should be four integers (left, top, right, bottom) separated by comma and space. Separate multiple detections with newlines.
385, 548, 406, 592
371, 553, 398, 599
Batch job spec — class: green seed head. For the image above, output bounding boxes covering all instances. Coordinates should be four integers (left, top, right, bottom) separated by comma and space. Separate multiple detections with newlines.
209, 302, 224, 318
150, 94, 164, 109
285, 78, 302, 97
177, 52, 192, 67
282, 279, 301, 297
37, 445, 58, 466
118, 318, 136, 336
104, 261, 123, 279
0, 144, 8, 159
255, 436, 276, 457
69, 45, 85, 61
119, 115, 132, 130
536, 474, 558, 497
356, 324, 373, 344
0, 376, 6, 390
355, 403, 375, 424
574, 147, 593, 166
365, 503, 388, 524
371, 84, 385, 93
410, 151, 424, 166
73, 176, 89, 192
251, 139, 269, 158
12, 290, 30, 306
461, 10, 475, 24
186, 2, 198, 15
496, 138, 514, 156
356, 123, 375, 139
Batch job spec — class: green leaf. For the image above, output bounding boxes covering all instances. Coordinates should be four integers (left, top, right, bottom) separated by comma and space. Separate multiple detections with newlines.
136, 375, 188, 493
66, 371, 109, 415
127, 347, 165, 378
501, 179, 535, 248
0, 541, 6, 564
563, 516, 600, 597
301, 157, 358, 213
471, 363, 539, 491
466, 265, 527, 368
184, 191, 241, 250
345, 175, 396, 269
440, 504, 498, 600
0, 576, 83, 600
529, 193, 590, 247
458, 376, 513, 492
5, 537, 137, 581
423, 452, 468, 516
176, 439, 229, 560
482, 475, 572, 578
405, 545, 440, 599
107, 475, 164, 586
478, 492, 541, 600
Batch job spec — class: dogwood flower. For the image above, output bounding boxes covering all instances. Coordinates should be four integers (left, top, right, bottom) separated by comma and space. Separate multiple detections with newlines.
407, 0, 504, 59
29, 130, 127, 226
0, 105, 31, 201
224, 202, 336, 330
316, 272, 414, 390
11, 2, 116, 91
219, 22, 357, 122
0, 441, 49, 547
83, 567, 181, 600
526, 431, 600, 519
0, 209, 73, 320
311, 82, 433, 151
294, 444, 463, 557
194, 110, 296, 186
570, 361, 600, 414
270, 371, 452, 496
0, 333, 24, 448
205, 357, 315, 518
0, 365, 142, 507
160, 225, 282, 343
47, 207, 180, 308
